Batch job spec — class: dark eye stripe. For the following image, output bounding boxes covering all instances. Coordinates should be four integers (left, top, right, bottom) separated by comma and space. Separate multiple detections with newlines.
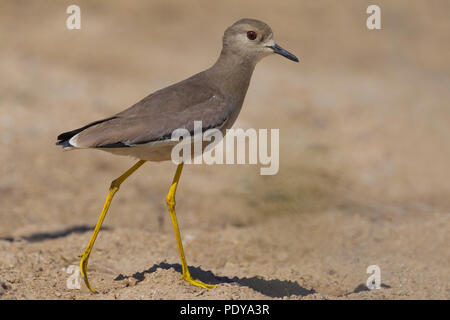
247, 31, 257, 40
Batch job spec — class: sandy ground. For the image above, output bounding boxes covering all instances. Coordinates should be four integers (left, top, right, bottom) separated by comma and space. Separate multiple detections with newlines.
1, 0, 449, 299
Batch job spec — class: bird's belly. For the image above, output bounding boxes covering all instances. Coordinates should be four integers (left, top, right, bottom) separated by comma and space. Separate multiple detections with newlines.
97, 137, 220, 162
98, 141, 176, 162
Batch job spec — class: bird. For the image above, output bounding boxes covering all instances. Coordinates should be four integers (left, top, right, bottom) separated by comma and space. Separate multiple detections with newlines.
56, 18, 298, 293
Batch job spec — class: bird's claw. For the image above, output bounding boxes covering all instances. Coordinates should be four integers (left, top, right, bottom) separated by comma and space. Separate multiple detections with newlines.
181, 274, 218, 289
79, 251, 97, 293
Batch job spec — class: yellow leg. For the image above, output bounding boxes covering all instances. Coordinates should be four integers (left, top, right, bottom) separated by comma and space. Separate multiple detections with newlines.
166, 162, 217, 289
79, 160, 146, 293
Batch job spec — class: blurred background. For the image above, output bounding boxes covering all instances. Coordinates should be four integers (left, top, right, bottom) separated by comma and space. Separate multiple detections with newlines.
0, 0, 449, 299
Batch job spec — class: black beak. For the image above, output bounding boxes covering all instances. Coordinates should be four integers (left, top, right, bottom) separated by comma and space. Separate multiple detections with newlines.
268, 43, 299, 62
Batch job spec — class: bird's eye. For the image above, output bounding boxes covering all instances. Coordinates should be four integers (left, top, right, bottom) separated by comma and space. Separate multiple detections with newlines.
247, 31, 257, 40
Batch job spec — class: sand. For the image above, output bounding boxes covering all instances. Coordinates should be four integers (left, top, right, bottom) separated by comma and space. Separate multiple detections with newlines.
1, 0, 449, 300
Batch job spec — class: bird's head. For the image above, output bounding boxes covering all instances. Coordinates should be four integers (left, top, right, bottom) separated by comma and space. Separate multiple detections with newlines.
222, 18, 299, 64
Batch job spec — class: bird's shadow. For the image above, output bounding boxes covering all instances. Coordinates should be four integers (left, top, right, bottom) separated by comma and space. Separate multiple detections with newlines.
0, 224, 111, 243
115, 262, 315, 298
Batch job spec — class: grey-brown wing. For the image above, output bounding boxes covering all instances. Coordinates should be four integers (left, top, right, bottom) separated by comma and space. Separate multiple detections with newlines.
71, 94, 232, 148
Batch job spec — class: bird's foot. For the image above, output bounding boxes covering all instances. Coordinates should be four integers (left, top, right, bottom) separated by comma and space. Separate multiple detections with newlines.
181, 273, 218, 289
79, 251, 97, 293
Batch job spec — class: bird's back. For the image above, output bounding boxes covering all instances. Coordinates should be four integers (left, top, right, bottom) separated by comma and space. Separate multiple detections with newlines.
56, 71, 237, 154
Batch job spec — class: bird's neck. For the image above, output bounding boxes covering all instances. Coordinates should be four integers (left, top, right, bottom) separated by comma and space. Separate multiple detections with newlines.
205, 50, 256, 102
